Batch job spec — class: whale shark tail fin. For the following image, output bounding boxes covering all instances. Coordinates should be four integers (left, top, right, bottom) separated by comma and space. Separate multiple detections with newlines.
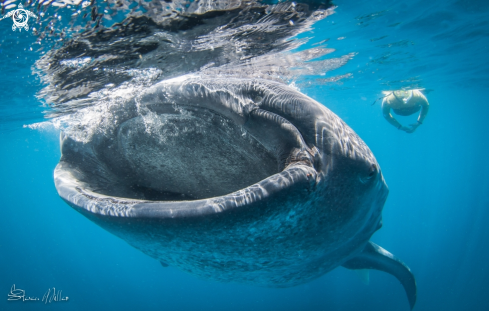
342, 241, 417, 310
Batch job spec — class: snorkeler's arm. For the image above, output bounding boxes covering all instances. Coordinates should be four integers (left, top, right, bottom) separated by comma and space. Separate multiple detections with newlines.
382, 100, 403, 129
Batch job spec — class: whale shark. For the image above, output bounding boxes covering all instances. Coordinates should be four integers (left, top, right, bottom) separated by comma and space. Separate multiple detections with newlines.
54, 77, 416, 309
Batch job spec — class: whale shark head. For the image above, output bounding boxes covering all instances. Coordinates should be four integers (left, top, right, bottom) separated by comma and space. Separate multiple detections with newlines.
56, 77, 386, 217
54, 78, 414, 309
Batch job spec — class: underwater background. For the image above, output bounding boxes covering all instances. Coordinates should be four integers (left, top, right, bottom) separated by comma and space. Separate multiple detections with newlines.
1, 0, 488, 310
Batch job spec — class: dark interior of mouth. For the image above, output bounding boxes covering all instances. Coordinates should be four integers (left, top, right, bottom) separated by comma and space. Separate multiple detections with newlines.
66, 106, 281, 201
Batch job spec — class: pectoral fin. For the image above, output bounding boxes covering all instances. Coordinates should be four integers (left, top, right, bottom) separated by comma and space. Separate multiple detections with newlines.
342, 241, 416, 310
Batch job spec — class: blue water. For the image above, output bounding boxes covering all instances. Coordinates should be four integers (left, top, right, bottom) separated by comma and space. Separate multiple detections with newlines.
1, 0, 489, 310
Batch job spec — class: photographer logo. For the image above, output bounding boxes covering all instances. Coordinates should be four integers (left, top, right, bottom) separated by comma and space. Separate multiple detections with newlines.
0, 3, 38, 32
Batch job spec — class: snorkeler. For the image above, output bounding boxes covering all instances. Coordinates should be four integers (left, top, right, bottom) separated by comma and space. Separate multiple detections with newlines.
381, 89, 429, 133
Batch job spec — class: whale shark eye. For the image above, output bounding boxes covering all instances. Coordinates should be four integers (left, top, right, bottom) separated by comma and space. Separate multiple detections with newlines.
360, 164, 378, 184
367, 164, 378, 179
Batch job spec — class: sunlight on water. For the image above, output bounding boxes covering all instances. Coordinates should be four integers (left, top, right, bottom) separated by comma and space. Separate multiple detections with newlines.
22, 0, 359, 140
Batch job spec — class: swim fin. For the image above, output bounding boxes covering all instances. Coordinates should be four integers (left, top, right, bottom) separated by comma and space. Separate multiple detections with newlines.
342, 241, 417, 310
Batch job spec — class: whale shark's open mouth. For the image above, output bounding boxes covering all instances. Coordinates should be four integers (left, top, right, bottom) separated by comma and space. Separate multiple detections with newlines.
58, 79, 317, 204
117, 109, 280, 201
73, 107, 281, 201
